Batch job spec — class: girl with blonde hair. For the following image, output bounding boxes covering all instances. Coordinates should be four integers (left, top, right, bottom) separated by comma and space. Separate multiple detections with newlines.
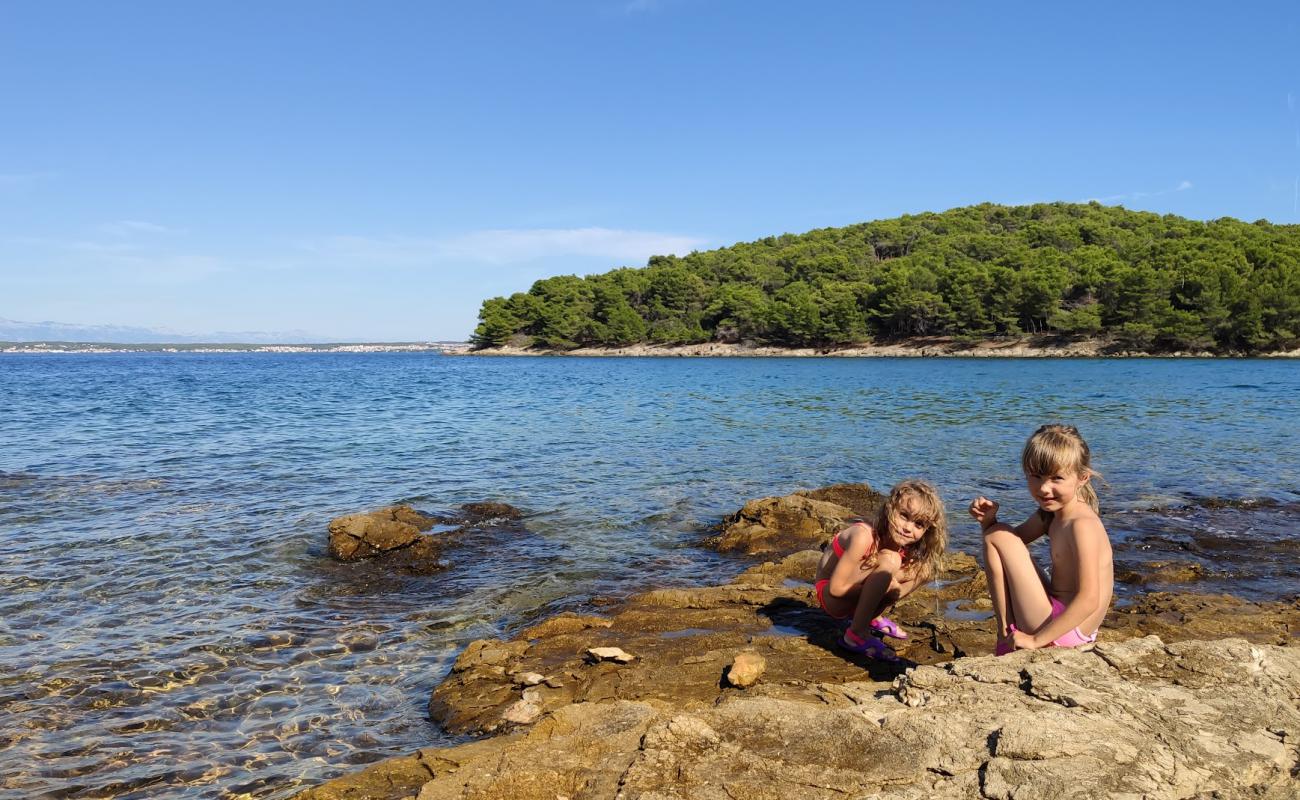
970, 424, 1113, 654
814, 479, 948, 661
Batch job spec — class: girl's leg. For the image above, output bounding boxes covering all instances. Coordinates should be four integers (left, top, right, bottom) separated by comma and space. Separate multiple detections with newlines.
846, 568, 896, 639
982, 525, 1053, 640
818, 581, 860, 622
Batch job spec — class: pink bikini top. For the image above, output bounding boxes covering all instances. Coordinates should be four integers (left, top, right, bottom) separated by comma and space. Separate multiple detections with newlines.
830, 520, 914, 566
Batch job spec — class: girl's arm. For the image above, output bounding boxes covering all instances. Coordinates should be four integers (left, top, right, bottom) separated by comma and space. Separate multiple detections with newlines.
827, 523, 877, 597
1011, 511, 1049, 545
970, 496, 1048, 544
1016, 519, 1105, 648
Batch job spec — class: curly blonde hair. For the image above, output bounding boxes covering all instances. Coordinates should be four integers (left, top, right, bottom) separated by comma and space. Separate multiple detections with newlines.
871, 479, 947, 584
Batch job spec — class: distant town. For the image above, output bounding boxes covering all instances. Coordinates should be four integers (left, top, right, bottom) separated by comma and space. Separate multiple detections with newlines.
1, 341, 471, 354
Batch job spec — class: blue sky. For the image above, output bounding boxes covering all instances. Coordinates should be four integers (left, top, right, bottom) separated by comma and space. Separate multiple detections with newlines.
2, 1, 1298, 341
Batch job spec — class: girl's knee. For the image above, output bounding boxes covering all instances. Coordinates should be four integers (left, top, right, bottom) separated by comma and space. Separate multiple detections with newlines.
982, 524, 1018, 544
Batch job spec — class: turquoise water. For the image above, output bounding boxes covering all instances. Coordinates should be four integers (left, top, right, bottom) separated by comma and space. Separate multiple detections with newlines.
1, 353, 1297, 798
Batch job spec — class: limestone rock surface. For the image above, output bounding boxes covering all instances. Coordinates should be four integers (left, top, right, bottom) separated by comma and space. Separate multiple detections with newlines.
299, 637, 1300, 800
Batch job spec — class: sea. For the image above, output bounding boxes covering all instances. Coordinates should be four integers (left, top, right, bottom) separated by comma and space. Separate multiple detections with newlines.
2, 353, 1297, 799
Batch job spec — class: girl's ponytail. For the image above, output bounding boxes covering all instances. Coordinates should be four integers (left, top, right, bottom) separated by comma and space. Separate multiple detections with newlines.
1078, 481, 1100, 513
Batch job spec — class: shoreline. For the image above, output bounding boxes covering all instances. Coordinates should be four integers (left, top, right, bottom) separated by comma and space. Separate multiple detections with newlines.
0, 341, 472, 355
468, 335, 1300, 358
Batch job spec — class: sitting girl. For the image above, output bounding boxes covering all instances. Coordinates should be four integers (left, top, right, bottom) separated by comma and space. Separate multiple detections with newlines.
969, 424, 1113, 654
814, 479, 948, 661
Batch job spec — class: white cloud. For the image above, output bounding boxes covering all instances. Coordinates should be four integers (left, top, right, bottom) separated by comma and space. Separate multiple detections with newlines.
1085, 180, 1193, 204
299, 227, 708, 266
439, 227, 706, 263
0, 171, 56, 187
97, 220, 183, 237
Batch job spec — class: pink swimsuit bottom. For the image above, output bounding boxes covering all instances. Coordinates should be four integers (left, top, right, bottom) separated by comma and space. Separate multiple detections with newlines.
1047, 596, 1098, 648
815, 532, 852, 619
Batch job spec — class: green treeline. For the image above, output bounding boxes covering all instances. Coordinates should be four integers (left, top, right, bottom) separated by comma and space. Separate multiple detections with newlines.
472, 203, 1300, 353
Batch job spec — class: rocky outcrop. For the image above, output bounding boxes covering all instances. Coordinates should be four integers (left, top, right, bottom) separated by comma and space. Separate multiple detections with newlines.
299, 487, 1300, 800
299, 636, 1300, 800
326, 502, 525, 570
424, 539, 1300, 739
705, 482, 883, 555
425, 548, 997, 737
327, 505, 439, 561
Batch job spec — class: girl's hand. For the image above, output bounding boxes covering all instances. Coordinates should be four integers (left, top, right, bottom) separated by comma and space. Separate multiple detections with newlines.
969, 496, 999, 529
1012, 628, 1042, 650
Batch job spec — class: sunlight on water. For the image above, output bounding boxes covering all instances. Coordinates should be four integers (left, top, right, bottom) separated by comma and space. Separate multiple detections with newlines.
1, 353, 1297, 797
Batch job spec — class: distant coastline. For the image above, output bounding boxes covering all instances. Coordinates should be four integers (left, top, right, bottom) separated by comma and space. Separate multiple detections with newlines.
1, 341, 472, 354
467, 335, 1300, 358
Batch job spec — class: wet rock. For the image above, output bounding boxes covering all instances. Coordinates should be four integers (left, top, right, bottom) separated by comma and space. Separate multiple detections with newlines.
325, 501, 526, 569
1117, 559, 1207, 585
707, 483, 883, 556
1105, 592, 1298, 646
460, 502, 523, 523
725, 650, 766, 688
327, 505, 436, 561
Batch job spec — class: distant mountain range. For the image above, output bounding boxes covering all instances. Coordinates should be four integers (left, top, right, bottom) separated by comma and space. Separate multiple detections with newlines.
0, 317, 332, 344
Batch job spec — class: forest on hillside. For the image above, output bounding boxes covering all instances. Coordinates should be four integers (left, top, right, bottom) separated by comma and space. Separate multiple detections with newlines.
471, 203, 1300, 353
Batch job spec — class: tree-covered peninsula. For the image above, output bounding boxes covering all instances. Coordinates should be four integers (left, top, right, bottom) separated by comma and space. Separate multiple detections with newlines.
472, 203, 1300, 354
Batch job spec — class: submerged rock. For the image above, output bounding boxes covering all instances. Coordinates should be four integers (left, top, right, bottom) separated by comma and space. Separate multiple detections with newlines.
460, 501, 524, 523
325, 500, 527, 570
326, 505, 436, 561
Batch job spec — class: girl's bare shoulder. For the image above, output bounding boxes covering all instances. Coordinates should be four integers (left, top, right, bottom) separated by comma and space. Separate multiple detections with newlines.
1054, 510, 1108, 542
839, 520, 877, 551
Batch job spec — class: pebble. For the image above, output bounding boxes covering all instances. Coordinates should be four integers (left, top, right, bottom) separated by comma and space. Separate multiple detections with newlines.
726, 650, 766, 688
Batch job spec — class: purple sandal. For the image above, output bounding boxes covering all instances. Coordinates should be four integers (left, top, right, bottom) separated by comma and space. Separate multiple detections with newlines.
838, 629, 900, 662
870, 616, 909, 640
994, 624, 1017, 656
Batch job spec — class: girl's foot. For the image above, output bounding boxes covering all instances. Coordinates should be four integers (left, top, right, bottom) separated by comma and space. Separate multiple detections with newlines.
838, 628, 900, 662
870, 616, 909, 640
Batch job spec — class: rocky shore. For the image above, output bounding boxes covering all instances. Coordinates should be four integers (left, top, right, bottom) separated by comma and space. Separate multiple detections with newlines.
299, 485, 1300, 799
467, 335, 1300, 358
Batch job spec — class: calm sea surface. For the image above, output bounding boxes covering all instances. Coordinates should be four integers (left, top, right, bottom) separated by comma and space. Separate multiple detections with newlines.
2, 354, 1297, 798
